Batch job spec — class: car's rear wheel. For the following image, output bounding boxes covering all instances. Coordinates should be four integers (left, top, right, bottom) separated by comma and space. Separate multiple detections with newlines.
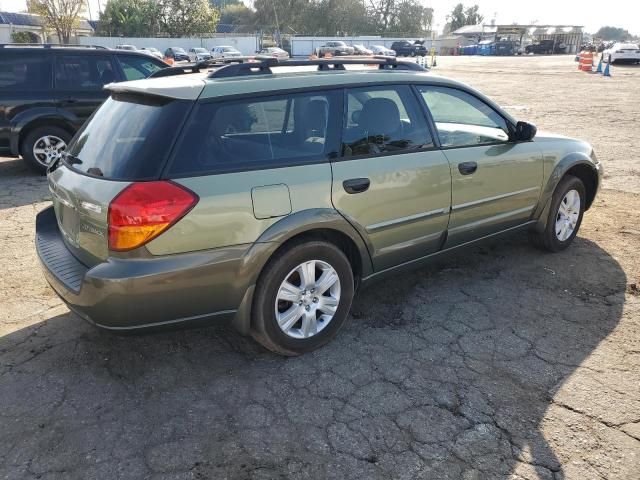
529, 175, 586, 252
251, 240, 354, 356
21, 126, 72, 175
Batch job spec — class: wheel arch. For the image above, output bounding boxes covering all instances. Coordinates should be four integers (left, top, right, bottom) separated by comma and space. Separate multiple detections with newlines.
230, 209, 374, 335
532, 155, 600, 232
15, 113, 77, 155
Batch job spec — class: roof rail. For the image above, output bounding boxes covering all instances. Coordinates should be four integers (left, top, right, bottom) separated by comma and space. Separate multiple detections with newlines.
148, 57, 258, 79
0, 43, 107, 49
208, 56, 426, 78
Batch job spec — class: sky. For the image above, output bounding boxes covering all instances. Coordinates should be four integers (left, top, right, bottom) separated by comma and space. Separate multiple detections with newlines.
0, 0, 638, 35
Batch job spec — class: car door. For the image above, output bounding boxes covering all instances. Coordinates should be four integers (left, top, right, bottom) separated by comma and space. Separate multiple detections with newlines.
417, 85, 544, 247
331, 85, 452, 271
0, 50, 54, 153
54, 52, 117, 129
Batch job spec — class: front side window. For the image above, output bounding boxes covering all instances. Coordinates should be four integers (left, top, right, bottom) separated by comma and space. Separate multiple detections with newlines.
418, 86, 510, 147
55, 54, 116, 89
0, 52, 51, 90
342, 85, 433, 157
169, 90, 340, 176
116, 55, 164, 81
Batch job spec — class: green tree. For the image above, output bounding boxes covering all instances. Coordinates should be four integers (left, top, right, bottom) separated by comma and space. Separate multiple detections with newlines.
97, 0, 161, 37
11, 31, 39, 43
305, 0, 371, 36
464, 5, 483, 26
595, 26, 632, 41
219, 4, 256, 32
27, 0, 85, 44
366, 0, 433, 35
446, 3, 483, 33
157, 0, 220, 37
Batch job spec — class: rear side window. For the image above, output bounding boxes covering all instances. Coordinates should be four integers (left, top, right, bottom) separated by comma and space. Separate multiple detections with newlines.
342, 85, 433, 157
55, 54, 117, 89
168, 90, 340, 176
65, 94, 191, 180
0, 52, 51, 90
116, 55, 164, 81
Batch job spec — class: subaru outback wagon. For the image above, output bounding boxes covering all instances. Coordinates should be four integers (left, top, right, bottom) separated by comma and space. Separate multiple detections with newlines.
36, 57, 602, 355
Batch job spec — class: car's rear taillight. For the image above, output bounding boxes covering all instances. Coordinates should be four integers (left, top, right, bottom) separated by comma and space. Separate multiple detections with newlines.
108, 181, 198, 252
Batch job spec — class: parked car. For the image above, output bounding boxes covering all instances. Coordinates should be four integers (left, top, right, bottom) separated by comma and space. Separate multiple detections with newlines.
525, 39, 567, 54
211, 46, 243, 59
317, 41, 354, 57
140, 47, 163, 60
391, 40, 427, 57
602, 43, 640, 64
163, 47, 190, 62
0, 45, 167, 173
115, 44, 138, 51
494, 40, 518, 56
36, 56, 601, 355
257, 47, 290, 59
370, 45, 396, 56
188, 47, 212, 62
352, 44, 373, 55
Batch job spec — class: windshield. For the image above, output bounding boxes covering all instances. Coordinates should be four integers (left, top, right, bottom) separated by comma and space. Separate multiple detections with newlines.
173, 47, 186, 53
65, 94, 191, 180
194, 48, 207, 53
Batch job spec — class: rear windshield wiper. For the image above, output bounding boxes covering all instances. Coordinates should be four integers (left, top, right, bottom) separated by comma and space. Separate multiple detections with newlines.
87, 167, 104, 177
63, 153, 83, 165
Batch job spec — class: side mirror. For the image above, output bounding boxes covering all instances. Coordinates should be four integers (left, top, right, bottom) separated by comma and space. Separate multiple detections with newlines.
351, 110, 361, 125
515, 121, 537, 141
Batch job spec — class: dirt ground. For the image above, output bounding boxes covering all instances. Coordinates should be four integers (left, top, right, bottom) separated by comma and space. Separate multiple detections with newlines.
0, 55, 639, 479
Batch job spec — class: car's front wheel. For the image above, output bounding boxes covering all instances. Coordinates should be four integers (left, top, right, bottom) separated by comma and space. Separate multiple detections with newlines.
21, 126, 72, 175
529, 175, 586, 252
251, 240, 355, 355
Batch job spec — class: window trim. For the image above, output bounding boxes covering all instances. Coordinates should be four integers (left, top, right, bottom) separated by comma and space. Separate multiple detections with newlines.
163, 89, 343, 179
415, 84, 518, 150
336, 84, 438, 162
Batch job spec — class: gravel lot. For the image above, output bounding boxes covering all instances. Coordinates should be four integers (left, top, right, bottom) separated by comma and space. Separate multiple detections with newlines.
1, 55, 639, 479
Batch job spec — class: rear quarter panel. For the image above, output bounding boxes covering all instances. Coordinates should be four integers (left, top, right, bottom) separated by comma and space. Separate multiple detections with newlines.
146, 164, 334, 255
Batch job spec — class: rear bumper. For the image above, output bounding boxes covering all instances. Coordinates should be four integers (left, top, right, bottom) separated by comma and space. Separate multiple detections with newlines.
35, 206, 255, 331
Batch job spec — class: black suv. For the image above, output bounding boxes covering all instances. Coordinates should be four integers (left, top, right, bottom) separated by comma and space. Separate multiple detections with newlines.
390, 40, 427, 57
0, 45, 167, 173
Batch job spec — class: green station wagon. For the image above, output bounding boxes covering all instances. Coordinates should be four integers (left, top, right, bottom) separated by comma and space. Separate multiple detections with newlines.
36, 57, 602, 355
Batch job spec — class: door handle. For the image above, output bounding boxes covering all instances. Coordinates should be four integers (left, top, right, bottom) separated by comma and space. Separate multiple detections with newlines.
458, 161, 478, 175
343, 178, 370, 194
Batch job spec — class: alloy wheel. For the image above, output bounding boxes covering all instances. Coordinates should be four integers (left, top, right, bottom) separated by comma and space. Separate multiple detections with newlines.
275, 259, 341, 339
33, 135, 67, 167
555, 189, 581, 241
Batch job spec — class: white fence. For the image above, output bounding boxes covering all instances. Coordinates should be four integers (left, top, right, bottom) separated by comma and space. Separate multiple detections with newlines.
80, 35, 442, 57
290, 36, 441, 56
80, 36, 261, 55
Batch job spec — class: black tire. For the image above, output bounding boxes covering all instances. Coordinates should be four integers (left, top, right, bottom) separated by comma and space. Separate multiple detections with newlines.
334, 50, 340, 57
251, 240, 355, 356
21, 126, 72, 175
529, 175, 586, 252
410, 51, 416, 57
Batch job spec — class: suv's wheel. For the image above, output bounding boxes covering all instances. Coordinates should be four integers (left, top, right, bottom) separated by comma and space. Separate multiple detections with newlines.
410, 51, 416, 57
251, 240, 355, 356
21, 126, 72, 174
529, 175, 586, 252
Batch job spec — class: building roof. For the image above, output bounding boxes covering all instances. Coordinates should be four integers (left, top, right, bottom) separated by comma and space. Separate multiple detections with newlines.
0, 11, 94, 30
454, 24, 583, 36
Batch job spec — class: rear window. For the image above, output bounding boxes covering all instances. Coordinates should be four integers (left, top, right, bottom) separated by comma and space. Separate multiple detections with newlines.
65, 94, 190, 180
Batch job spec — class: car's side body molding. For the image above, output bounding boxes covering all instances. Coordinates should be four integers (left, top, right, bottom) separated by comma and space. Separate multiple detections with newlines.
9, 107, 79, 154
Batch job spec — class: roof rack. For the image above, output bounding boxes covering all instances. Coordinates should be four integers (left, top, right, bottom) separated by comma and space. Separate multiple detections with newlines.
208, 56, 426, 78
0, 43, 107, 49
148, 57, 259, 79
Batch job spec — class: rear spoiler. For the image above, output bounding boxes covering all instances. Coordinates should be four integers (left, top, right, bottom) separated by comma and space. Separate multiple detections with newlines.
104, 76, 205, 100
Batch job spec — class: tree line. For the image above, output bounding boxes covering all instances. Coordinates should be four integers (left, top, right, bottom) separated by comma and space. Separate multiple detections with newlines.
21, 0, 491, 41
